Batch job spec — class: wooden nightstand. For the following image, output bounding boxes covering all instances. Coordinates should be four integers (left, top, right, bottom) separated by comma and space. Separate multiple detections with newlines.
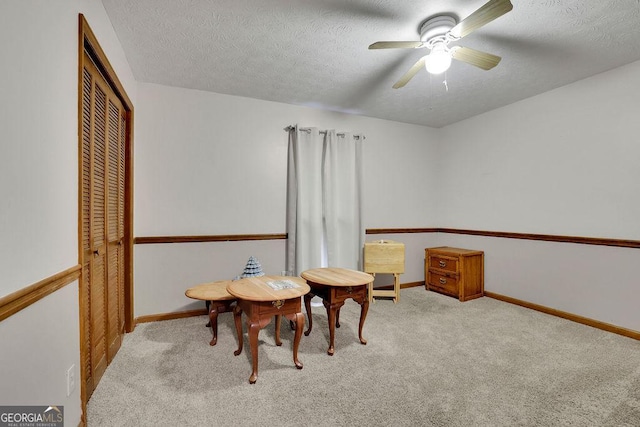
425, 247, 484, 301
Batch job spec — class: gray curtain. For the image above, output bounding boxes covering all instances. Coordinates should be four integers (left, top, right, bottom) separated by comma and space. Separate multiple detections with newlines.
286, 125, 365, 275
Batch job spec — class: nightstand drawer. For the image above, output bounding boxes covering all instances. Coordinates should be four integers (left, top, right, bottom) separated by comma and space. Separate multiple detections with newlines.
427, 271, 459, 296
428, 255, 458, 273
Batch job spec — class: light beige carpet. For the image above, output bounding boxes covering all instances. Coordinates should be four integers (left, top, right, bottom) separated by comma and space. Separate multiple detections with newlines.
87, 287, 640, 426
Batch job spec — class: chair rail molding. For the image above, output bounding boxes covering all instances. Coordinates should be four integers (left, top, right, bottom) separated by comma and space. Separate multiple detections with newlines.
0, 265, 81, 322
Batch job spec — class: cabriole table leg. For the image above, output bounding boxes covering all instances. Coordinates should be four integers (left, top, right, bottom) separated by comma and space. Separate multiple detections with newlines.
358, 298, 369, 345
232, 305, 243, 356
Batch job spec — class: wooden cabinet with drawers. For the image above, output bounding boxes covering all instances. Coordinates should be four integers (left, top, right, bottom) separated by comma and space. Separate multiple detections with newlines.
425, 247, 484, 301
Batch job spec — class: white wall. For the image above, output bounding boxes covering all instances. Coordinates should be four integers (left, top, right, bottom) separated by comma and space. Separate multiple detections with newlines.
134, 83, 440, 235
0, 0, 136, 424
0, 284, 80, 409
135, 240, 287, 316
0, 0, 78, 296
439, 61, 640, 240
133, 83, 441, 315
435, 60, 640, 332
434, 233, 640, 331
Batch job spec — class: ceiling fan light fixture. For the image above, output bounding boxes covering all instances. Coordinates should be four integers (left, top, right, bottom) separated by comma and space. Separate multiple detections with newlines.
369, 0, 513, 88
425, 43, 451, 75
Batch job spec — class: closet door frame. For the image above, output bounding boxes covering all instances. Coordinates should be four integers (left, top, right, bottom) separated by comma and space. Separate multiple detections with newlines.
78, 13, 134, 416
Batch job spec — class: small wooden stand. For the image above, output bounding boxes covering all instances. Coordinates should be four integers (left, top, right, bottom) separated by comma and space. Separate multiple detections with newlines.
364, 240, 405, 303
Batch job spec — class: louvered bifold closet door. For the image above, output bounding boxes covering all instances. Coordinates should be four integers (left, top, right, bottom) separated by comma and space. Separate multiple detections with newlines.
81, 63, 95, 397
81, 51, 126, 399
106, 95, 125, 361
90, 64, 108, 389
118, 112, 126, 331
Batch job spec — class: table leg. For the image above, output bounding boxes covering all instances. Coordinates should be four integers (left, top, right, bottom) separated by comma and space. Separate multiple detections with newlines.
358, 297, 369, 345
208, 304, 219, 346
325, 300, 345, 356
285, 312, 304, 369
248, 321, 261, 384
275, 315, 282, 346
205, 300, 211, 327
335, 307, 341, 328
233, 305, 243, 356
303, 293, 313, 336
368, 273, 376, 304
394, 273, 400, 303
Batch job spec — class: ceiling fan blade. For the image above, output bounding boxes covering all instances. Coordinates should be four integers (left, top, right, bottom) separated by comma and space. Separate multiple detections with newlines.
392, 57, 426, 89
451, 46, 501, 70
449, 0, 513, 39
369, 41, 424, 49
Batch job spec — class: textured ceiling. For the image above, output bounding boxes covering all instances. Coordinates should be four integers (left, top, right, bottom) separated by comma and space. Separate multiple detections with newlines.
101, 0, 640, 128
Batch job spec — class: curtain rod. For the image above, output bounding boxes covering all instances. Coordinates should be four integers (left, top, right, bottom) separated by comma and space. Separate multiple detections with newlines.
284, 126, 365, 140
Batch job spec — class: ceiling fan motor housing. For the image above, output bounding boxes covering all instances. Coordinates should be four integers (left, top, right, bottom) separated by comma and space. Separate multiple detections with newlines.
419, 15, 457, 45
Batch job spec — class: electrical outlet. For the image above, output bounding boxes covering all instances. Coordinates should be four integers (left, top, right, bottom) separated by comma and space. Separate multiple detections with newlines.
66, 365, 75, 397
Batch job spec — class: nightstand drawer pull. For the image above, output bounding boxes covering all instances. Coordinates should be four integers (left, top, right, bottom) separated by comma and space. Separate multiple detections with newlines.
438, 260, 446, 268
439, 277, 447, 285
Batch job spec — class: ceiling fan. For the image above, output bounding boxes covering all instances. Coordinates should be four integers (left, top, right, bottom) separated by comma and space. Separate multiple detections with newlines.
369, 0, 513, 88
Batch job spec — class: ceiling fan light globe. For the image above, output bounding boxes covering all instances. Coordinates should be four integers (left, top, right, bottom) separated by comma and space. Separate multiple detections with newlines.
425, 50, 452, 75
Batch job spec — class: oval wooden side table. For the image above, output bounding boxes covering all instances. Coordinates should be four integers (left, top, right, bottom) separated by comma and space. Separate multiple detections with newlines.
185, 280, 236, 346
227, 276, 310, 384
300, 268, 373, 356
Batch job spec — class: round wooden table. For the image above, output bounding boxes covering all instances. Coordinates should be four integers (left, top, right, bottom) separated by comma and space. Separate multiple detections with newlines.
185, 280, 236, 346
300, 268, 373, 356
227, 276, 310, 384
